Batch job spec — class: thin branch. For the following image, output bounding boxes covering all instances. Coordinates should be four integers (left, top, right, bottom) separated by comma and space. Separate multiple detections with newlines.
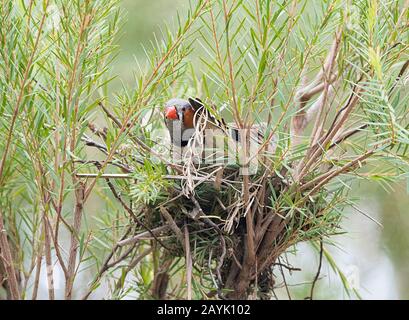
113, 247, 153, 292
105, 180, 173, 252
184, 224, 193, 300
388, 60, 409, 96
160, 207, 184, 247
117, 225, 170, 247
43, 214, 55, 300
31, 242, 43, 300
82, 227, 133, 300
274, 263, 301, 272
189, 194, 226, 287
328, 124, 368, 150
0, 211, 20, 300
65, 181, 85, 300
309, 239, 323, 300
278, 258, 292, 300
304, 149, 375, 194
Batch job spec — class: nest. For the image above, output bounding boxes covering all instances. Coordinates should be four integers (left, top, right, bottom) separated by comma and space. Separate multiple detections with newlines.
81, 100, 345, 299
136, 163, 335, 299
117, 115, 341, 299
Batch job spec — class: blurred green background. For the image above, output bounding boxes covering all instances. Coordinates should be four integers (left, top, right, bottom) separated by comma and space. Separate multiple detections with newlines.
112, 0, 409, 300
113, 0, 185, 86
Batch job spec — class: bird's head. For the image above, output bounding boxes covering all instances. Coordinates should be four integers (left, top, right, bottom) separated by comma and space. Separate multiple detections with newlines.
164, 98, 204, 146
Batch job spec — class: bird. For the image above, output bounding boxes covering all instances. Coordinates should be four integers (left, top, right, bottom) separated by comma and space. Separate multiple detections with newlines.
163, 98, 276, 172
163, 98, 201, 148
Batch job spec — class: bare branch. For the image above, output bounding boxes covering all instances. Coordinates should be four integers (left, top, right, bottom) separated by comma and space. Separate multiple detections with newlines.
0, 211, 20, 300
184, 224, 193, 300
309, 239, 323, 300
65, 181, 85, 300
160, 207, 184, 248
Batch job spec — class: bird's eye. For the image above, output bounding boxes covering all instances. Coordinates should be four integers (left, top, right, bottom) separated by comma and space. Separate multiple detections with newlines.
182, 107, 186, 111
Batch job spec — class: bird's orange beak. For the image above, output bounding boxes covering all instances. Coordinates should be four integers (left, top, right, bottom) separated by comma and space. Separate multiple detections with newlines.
165, 106, 178, 120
